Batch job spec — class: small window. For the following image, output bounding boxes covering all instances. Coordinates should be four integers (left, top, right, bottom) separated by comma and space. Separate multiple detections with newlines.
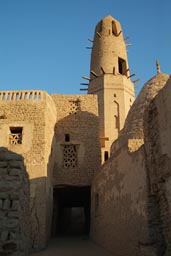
118, 58, 126, 75
65, 134, 70, 142
9, 127, 23, 145
104, 151, 109, 161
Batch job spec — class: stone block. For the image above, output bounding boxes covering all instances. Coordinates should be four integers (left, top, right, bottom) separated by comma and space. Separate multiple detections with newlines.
1, 231, 8, 241
8, 211, 19, 218
9, 160, 23, 169
9, 169, 21, 176
0, 199, 3, 209
0, 162, 7, 168
11, 200, 20, 210
0, 168, 8, 175
2, 199, 10, 210
6, 219, 18, 228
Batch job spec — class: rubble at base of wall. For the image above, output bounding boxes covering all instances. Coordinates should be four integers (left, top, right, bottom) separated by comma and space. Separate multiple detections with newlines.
0, 147, 30, 255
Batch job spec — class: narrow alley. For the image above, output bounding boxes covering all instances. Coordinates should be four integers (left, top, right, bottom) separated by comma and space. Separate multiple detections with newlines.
31, 237, 112, 256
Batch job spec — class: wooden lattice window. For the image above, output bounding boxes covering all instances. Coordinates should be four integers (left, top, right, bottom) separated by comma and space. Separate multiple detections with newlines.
9, 127, 23, 145
63, 144, 77, 169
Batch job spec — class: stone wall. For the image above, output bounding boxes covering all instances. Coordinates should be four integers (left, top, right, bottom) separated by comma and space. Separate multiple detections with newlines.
0, 147, 29, 256
144, 76, 171, 256
0, 91, 56, 250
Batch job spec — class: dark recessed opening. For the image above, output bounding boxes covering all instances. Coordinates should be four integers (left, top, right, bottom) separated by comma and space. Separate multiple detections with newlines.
65, 134, 70, 142
10, 127, 23, 134
118, 58, 126, 75
9, 127, 23, 145
52, 186, 91, 237
104, 151, 109, 161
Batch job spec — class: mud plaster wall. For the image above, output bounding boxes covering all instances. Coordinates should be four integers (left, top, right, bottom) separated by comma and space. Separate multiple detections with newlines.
144, 77, 171, 256
91, 144, 150, 256
0, 92, 56, 251
50, 94, 101, 186
0, 148, 29, 256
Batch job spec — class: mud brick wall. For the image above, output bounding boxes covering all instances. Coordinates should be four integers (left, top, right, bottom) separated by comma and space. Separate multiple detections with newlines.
50, 94, 101, 186
144, 77, 171, 256
0, 148, 30, 256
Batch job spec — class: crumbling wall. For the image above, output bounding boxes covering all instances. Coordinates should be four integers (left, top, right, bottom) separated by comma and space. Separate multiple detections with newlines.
144, 76, 171, 256
0, 147, 30, 256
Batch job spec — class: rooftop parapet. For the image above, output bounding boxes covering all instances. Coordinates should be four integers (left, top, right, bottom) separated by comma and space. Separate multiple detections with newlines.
0, 90, 46, 101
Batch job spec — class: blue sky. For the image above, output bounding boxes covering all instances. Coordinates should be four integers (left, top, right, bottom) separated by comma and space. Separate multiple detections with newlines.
0, 0, 170, 96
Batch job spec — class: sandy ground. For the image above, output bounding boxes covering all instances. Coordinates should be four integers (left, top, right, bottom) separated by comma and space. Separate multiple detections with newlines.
31, 237, 113, 256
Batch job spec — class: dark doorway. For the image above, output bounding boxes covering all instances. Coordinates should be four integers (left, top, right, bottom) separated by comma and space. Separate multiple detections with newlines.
52, 186, 91, 237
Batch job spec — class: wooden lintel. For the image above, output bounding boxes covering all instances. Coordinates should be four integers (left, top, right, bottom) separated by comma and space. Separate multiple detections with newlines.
80, 88, 88, 91
88, 38, 94, 43
101, 66, 105, 74
91, 70, 98, 77
82, 76, 91, 81
96, 32, 101, 38
100, 137, 109, 141
132, 78, 141, 83
127, 73, 135, 79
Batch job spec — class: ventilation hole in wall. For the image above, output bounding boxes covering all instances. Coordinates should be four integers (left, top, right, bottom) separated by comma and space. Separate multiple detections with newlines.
65, 134, 70, 142
114, 94, 116, 97
9, 127, 23, 145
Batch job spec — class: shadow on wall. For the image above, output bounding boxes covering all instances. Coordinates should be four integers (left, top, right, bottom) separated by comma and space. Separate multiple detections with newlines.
45, 110, 101, 240
0, 147, 30, 256
48, 110, 101, 185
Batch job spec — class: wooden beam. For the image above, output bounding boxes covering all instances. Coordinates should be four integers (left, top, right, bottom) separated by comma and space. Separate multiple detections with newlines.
80, 83, 89, 86
85, 47, 92, 49
100, 137, 109, 141
96, 32, 101, 38
127, 73, 135, 79
132, 78, 141, 83
80, 88, 88, 91
91, 70, 98, 77
126, 44, 132, 47
82, 76, 91, 81
101, 67, 105, 74
88, 38, 94, 43
124, 36, 130, 41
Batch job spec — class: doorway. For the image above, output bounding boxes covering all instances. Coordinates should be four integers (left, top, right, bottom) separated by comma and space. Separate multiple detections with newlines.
52, 186, 91, 237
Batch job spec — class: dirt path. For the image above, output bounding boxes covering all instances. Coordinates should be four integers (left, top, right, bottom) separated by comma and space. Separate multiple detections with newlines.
31, 237, 112, 256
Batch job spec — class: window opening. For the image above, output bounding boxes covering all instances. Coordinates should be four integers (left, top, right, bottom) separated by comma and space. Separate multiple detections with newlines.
9, 127, 23, 145
118, 58, 126, 75
63, 145, 78, 169
104, 151, 109, 161
65, 134, 70, 142
69, 100, 80, 115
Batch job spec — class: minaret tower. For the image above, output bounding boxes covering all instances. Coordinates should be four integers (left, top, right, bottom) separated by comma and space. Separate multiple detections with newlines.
88, 15, 135, 162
